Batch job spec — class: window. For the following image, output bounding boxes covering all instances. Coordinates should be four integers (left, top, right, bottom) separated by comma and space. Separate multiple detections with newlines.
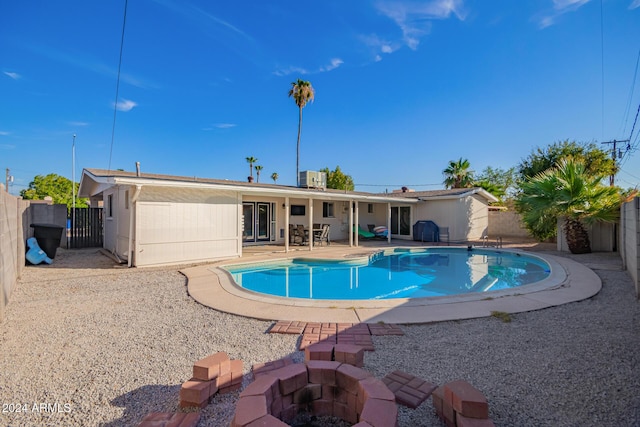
367, 203, 374, 214
107, 194, 113, 218
291, 205, 306, 216
323, 202, 334, 218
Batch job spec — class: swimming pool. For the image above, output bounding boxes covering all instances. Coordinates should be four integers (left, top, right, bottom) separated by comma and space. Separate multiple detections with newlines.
224, 248, 551, 300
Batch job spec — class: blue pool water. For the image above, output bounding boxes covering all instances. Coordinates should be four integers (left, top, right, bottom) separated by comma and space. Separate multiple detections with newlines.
224, 248, 551, 300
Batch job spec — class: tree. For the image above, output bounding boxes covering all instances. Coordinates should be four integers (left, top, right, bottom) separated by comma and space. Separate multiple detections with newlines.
271, 172, 279, 184
254, 165, 263, 183
320, 166, 354, 191
518, 140, 616, 181
20, 173, 88, 212
515, 159, 622, 253
474, 166, 517, 202
246, 156, 257, 181
443, 158, 473, 189
288, 79, 315, 186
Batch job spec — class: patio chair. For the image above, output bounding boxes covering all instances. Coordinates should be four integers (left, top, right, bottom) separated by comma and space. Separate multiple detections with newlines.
354, 225, 375, 239
314, 224, 330, 246
290, 224, 304, 245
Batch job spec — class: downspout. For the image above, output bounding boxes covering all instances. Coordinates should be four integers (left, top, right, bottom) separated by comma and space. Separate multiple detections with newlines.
127, 185, 142, 268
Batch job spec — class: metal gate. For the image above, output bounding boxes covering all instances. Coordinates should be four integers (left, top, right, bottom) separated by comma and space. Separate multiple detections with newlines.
68, 208, 103, 249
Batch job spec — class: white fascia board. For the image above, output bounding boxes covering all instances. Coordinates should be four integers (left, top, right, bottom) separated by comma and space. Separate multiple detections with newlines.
418, 188, 499, 203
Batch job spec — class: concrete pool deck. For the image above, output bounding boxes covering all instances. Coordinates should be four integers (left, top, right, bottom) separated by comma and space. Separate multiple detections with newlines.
181, 243, 602, 324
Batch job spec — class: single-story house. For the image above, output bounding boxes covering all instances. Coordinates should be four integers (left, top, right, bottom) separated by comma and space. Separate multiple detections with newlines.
78, 168, 497, 267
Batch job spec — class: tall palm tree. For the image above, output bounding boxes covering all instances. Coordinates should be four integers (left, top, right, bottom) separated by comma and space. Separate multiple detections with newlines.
443, 158, 473, 189
246, 156, 257, 180
288, 79, 315, 186
515, 159, 622, 254
271, 172, 278, 184
254, 165, 263, 183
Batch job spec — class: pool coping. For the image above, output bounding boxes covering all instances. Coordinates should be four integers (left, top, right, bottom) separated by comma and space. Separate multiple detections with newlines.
181, 248, 601, 324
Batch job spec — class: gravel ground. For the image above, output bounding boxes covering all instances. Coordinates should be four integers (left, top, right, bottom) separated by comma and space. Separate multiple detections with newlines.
1, 247, 639, 427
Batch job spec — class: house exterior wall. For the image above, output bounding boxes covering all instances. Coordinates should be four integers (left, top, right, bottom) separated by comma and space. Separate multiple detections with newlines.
103, 187, 119, 256
413, 195, 489, 242
132, 187, 241, 266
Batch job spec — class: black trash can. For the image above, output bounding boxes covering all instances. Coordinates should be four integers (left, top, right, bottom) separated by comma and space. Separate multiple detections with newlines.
30, 223, 64, 259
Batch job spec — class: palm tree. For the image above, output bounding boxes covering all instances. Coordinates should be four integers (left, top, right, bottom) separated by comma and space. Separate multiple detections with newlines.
288, 79, 315, 186
271, 172, 278, 184
515, 159, 622, 254
246, 156, 257, 181
254, 165, 263, 183
443, 158, 474, 189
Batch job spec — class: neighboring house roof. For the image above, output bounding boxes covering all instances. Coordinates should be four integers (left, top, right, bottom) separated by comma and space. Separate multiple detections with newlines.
78, 168, 418, 204
378, 188, 499, 203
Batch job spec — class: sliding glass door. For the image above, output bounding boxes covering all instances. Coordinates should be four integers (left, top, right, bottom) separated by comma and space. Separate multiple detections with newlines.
391, 206, 411, 236
243, 202, 273, 243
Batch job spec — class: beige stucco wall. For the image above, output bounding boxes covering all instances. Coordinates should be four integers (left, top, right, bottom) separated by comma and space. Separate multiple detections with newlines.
488, 210, 530, 238
129, 187, 242, 266
413, 195, 488, 242
620, 197, 639, 298
556, 218, 616, 252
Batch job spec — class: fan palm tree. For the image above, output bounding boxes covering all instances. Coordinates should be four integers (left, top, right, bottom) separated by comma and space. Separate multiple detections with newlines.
288, 79, 315, 186
271, 172, 278, 184
246, 156, 257, 181
443, 158, 474, 189
515, 158, 622, 254
254, 165, 263, 183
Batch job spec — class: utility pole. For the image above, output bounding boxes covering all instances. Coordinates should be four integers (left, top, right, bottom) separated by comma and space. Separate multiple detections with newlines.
600, 139, 630, 186
5, 168, 10, 192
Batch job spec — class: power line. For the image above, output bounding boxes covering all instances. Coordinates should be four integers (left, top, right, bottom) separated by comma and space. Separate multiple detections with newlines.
108, 0, 128, 171
618, 47, 640, 137
600, 0, 605, 139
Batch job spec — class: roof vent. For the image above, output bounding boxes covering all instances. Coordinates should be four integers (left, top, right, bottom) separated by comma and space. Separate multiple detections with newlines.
135, 162, 141, 177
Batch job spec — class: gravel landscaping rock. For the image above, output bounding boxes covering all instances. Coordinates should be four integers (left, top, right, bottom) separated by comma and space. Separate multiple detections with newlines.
1, 247, 639, 426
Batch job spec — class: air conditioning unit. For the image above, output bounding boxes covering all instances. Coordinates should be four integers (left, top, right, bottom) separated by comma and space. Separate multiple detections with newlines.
299, 171, 327, 189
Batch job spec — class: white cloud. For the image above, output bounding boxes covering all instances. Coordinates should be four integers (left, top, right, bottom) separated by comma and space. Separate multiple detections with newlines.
537, 0, 591, 28
214, 123, 236, 129
0, 131, 10, 136
630, 0, 640, 9
114, 99, 137, 112
0, 144, 16, 150
319, 58, 344, 72
69, 121, 89, 127
273, 66, 309, 77
376, 0, 467, 50
3, 71, 21, 80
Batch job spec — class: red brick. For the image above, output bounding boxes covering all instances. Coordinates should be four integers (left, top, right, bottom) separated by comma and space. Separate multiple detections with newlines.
219, 383, 242, 394
216, 372, 232, 389
252, 357, 293, 378
246, 414, 290, 427
351, 423, 374, 427
240, 375, 279, 404
305, 342, 334, 362
293, 384, 322, 404
230, 359, 244, 384
444, 380, 489, 419
269, 363, 308, 395
456, 413, 496, 427
395, 388, 425, 409
193, 352, 230, 380
358, 377, 395, 402
270, 394, 283, 418
359, 398, 398, 427
311, 399, 334, 417
333, 402, 358, 424
336, 364, 372, 395
232, 395, 268, 427
381, 379, 403, 393
432, 386, 444, 416
334, 343, 364, 367
279, 405, 298, 424
179, 379, 216, 405
307, 360, 340, 386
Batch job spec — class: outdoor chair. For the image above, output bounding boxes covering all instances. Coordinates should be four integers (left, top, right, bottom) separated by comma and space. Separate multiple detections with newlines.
314, 224, 330, 246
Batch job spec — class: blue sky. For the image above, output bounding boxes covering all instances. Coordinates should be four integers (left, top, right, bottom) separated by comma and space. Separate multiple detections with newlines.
2, 0, 640, 195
